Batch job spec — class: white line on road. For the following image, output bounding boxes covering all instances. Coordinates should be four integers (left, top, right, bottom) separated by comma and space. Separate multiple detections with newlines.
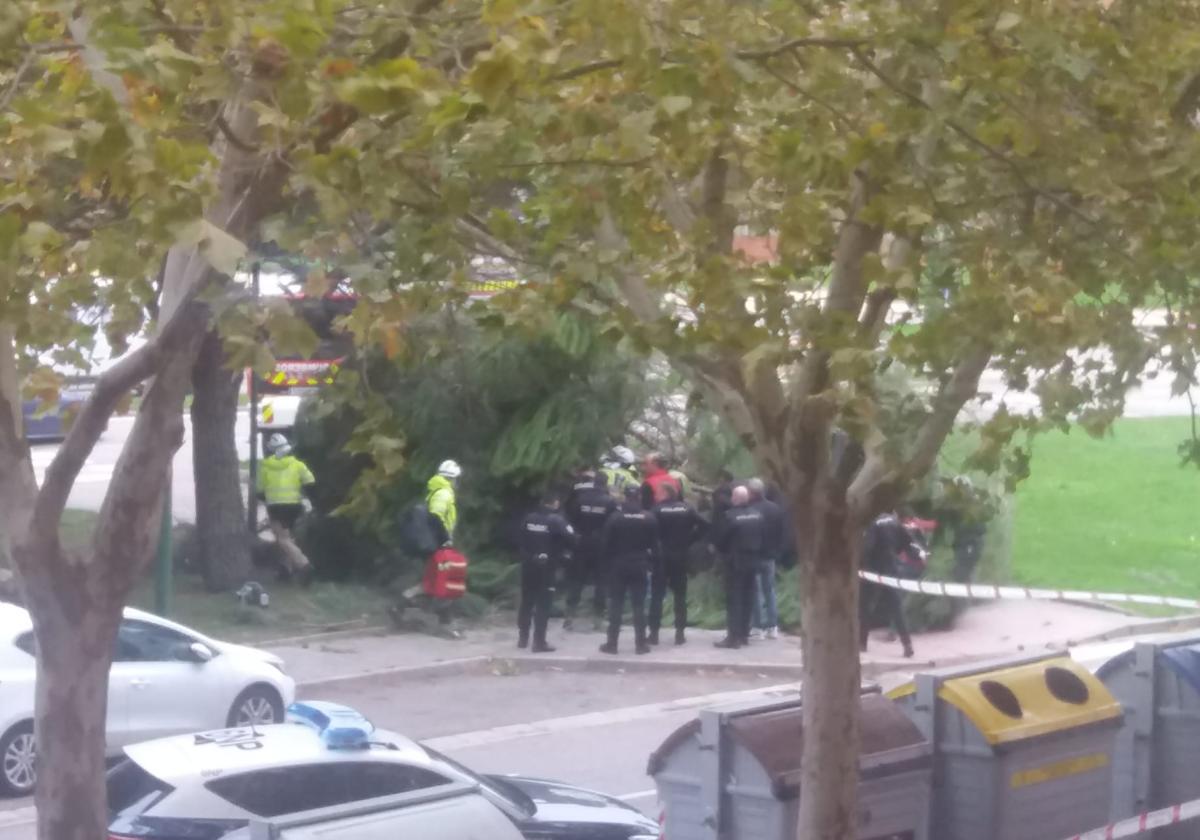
0, 807, 35, 829
423, 682, 798, 752
618, 789, 658, 802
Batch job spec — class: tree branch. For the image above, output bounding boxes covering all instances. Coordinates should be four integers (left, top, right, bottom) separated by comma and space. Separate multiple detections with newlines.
551, 37, 868, 82
848, 47, 1099, 229
0, 52, 34, 113
29, 291, 210, 541
215, 114, 260, 153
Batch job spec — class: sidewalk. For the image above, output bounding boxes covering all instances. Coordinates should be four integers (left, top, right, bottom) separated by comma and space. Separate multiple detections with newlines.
267, 598, 1190, 689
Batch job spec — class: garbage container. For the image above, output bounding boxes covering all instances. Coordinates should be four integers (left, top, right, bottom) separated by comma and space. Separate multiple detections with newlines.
889, 653, 1122, 840
648, 693, 931, 840
1096, 633, 1200, 838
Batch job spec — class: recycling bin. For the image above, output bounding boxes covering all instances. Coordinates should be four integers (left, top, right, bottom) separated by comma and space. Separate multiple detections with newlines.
648, 692, 931, 840
890, 653, 1122, 840
1096, 633, 1200, 838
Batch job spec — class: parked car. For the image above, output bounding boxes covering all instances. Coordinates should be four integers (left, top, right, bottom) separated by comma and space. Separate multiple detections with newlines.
107, 702, 661, 840
0, 603, 294, 796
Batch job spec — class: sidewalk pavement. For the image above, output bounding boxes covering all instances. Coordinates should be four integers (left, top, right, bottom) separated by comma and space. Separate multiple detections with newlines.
268, 597, 1196, 690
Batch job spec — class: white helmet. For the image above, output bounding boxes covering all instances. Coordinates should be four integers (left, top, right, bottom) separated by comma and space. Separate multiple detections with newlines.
437, 459, 462, 479
267, 433, 291, 456
611, 446, 636, 467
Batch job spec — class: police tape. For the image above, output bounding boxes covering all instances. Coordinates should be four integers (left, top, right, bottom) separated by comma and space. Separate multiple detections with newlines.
857, 570, 1200, 611
1064, 797, 1200, 840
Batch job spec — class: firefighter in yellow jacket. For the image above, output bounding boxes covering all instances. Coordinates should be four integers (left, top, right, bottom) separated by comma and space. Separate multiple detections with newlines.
257, 433, 316, 585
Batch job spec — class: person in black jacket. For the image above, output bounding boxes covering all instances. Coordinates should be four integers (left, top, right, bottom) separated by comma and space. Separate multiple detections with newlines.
714, 485, 766, 649
649, 484, 708, 646
599, 487, 662, 655
747, 478, 784, 640
859, 510, 916, 658
516, 490, 577, 653
563, 469, 615, 629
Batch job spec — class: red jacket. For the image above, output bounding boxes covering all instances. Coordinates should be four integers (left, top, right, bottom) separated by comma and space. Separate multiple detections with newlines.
642, 467, 682, 507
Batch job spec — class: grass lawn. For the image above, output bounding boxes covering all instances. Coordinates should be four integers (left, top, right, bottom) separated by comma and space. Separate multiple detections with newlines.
1013, 416, 1200, 597
127, 575, 394, 644
58, 508, 393, 643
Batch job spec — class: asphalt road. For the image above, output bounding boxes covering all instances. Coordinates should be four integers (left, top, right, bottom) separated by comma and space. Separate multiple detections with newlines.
0, 666, 794, 838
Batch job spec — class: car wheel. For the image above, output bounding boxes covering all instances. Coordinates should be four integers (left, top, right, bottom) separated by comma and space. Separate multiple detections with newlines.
0, 723, 36, 796
227, 686, 284, 728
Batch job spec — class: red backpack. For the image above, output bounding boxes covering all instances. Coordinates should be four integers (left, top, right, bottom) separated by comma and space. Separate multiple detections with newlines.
422, 547, 469, 600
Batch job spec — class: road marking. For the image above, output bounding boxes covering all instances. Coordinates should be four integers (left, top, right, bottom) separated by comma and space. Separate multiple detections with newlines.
619, 789, 658, 802
0, 806, 35, 828
423, 682, 798, 752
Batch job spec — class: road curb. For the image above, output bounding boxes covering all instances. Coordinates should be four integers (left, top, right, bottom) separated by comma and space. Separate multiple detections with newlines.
298, 656, 495, 690
294, 649, 953, 690
1066, 613, 1200, 647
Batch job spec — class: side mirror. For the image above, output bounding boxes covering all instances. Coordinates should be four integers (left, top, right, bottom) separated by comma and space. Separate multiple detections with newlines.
187, 642, 214, 664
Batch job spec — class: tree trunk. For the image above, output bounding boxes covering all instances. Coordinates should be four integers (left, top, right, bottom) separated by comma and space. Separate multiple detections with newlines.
23, 565, 122, 840
794, 490, 864, 840
191, 329, 250, 591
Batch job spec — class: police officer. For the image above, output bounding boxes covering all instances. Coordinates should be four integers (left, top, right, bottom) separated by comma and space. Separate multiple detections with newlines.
517, 489, 577, 653
860, 510, 916, 658
713, 485, 766, 649
599, 487, 661, 655
563, 469, 615, 629
649, 484, 707, 646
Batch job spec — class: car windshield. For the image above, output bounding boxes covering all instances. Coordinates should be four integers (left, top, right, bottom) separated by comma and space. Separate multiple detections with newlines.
420, 745, 536, 819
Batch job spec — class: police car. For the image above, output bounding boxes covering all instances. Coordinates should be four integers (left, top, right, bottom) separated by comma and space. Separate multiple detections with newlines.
107, 702, 661, 840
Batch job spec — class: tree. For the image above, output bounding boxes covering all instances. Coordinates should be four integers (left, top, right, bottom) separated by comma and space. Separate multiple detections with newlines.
191, 328, 251, 591
387, 2, 1200, 837
0, 1, 498, 836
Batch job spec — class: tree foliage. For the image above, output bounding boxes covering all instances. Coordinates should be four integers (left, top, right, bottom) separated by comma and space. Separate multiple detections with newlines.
296, 310, 647, 579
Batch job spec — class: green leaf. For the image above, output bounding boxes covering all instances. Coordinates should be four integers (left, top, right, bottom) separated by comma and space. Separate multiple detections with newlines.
177, 220, 247, 277
660, 95, 693, 117
994, 12, 1021, 32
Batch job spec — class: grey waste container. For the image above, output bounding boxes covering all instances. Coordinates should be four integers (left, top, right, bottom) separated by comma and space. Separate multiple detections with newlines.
648, 693, 931, 840
890, 653, 1122, 840
1097, 633, 1200, 838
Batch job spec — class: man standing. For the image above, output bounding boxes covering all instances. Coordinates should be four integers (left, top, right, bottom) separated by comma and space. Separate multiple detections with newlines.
257, 433, 316, 585
564, 469, 615, 629
600, 446, 639, 500
747, 478, 783, 640
641, 452, 682, 508
599, 487, 661, 655
426, 460, 461, 544
860, 510, 916, 658
649, 484, 707, 646
713, 485, 765, 649
516, 490, 577, 653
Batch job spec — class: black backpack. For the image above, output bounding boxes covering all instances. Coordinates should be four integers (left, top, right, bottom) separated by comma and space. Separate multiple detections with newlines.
398, 503, 439, 556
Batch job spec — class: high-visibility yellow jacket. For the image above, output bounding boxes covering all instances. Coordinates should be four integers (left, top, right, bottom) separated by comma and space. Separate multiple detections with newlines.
426, 474, 458, 538
601, 466, 638, 500
258, 455, 315, 505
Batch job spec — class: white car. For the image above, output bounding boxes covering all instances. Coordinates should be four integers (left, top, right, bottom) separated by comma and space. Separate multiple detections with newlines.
107, 702, 660, 840
0, 603, 295, 796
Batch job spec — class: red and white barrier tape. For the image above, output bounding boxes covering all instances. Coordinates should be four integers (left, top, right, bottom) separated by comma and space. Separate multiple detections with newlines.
1063, 797, 1200, 840
858, 571, 1200, 611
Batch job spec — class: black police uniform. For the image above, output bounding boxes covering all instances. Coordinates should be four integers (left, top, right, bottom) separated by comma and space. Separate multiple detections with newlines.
859, 512, 915, 656
715, 503, 767, 647
516, 504, 576, 651
649, 497, 707, 643
599, 499, 662, 653
564, 474, 615, 621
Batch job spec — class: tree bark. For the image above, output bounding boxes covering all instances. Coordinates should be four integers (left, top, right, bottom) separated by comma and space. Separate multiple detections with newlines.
794, 485, 864, 840
191, 329, 250, 591
20, 561, 123, 840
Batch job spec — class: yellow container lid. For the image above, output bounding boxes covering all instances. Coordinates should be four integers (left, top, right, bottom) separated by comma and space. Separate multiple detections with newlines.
937, 657, 1120, 745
